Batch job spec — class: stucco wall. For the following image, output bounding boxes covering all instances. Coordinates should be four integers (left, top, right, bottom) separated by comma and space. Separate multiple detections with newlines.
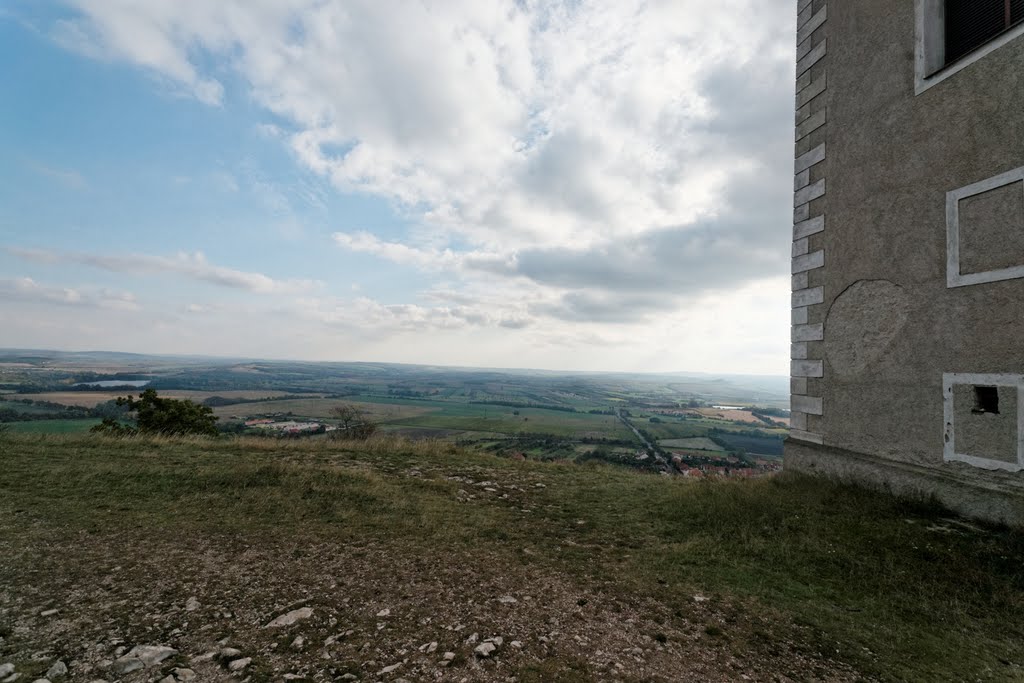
787, 0, 1024, 520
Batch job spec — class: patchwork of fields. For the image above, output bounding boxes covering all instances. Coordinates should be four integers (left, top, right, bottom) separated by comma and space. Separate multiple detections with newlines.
0, 352, 790, 473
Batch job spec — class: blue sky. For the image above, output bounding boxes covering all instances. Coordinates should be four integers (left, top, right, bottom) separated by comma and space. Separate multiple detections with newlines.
0, 0, 795, 374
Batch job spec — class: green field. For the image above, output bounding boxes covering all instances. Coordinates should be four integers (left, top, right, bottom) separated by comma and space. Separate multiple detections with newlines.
388, 404, 630, 439
658, 437, 725, 451
4, 418, 101, 434
215, 396, 633, 440
0, 434, 1021, 682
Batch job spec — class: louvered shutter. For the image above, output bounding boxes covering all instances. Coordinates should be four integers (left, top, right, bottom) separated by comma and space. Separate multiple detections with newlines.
945, 0, 1011, 64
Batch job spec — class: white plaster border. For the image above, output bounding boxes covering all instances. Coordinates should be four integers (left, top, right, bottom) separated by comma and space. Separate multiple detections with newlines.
946, 166, 1024, 288
942, 373, 1024, 472
916, 0, 1024, 95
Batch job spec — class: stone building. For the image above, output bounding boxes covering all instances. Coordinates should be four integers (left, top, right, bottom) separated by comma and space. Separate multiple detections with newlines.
784, 0, 1024, 523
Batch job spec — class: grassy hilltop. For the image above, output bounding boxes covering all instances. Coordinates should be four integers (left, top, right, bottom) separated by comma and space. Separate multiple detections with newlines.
1, 434, 1023, 682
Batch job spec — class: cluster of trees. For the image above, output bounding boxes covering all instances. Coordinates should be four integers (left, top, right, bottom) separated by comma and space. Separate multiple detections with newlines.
0, 400, 91, 423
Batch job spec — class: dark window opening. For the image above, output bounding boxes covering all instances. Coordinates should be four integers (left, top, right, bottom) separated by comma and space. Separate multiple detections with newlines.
972, 385, 1000, 414
945, 0, 1024, 65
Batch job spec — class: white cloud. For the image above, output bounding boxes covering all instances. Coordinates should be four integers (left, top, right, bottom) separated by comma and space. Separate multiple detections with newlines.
41, 0, 798, 373
26, 160, 88, 190
0, 276, 138, 310
53, 0, 794, 250
6, 247, 321, 294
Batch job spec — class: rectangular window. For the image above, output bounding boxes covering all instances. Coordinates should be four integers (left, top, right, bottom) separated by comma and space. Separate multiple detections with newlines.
918, 0, 1024, 94
945, 0, 1024, 65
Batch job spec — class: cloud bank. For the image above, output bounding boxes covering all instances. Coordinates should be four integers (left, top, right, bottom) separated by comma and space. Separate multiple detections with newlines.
8, 0, 799, 373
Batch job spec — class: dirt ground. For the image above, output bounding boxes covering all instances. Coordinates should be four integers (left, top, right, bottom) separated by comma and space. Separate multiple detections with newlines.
0, 528, 859, 683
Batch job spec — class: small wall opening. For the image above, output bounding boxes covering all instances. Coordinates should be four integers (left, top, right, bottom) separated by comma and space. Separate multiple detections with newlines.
973, 385, 1000, 414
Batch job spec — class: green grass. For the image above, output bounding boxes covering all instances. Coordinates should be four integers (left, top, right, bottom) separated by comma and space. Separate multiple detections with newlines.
4, 418, 101, 434
1, 434, 1022, 681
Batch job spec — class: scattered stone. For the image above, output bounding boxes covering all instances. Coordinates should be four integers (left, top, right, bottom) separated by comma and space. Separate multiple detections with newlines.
487, 636, 504, 646
418, 642, 438, 653
0, 665, 14, 679
158, 677, 175, 683
30, 679, 50, 683
265, 607, 313, 628
227, 658, 251, 672
283, 675, 306, 680
4, 673, 22, 683
218, 648, 242, 660
693, 595, 709, 603
466, 633, 478, 644
291, 636, 305, 650
474, 642, 497, 658
127, 646, 177, 668
442, 652, 456, 661
44, 663, 66, 680
173, 668, 195, 681
189, 652, 217, 664
376, 609, 391, 618
40, 610, 58, 618
184, 597, 200, 612
340, 675, 357, 681
510, 641, 523, 649
108, 659, 144, 676
497, 596, 517, 604
378, 663, 401, 675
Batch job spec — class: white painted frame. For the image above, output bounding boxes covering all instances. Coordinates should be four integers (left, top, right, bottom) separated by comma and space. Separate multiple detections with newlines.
946, 166, 1024, 288
916, 0, 1024, 95
943, 373, 1024, 472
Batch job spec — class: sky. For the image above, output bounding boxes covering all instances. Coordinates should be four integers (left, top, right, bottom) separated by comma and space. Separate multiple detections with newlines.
0, 0, 796, 375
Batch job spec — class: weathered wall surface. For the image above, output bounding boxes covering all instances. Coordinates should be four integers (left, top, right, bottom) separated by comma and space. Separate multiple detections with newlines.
786, 0, 1024, 522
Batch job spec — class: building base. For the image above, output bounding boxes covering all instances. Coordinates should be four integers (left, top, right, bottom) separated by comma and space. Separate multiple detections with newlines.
785, 438, 1024, 527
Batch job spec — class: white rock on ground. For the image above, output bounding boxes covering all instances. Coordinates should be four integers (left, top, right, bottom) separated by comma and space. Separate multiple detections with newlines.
227, 658, 251, 672
290, 636, 304, 650
0, 665, 14, 679
218, 648, 242, 660
376, 609, 391, 618
44, 663, 66, 680
474, 642, 497, 658
378, 663, 401, 674
184, 597, 200, 612
127, 646, 177, 668
264, 608, 313, 628
173, 668, 196, 681
40, 609, 58, 617
4, 673, 22, 683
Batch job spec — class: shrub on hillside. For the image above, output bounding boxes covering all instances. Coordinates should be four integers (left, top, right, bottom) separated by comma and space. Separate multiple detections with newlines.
329, 404, 378, 440
90, 389, 218, 437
